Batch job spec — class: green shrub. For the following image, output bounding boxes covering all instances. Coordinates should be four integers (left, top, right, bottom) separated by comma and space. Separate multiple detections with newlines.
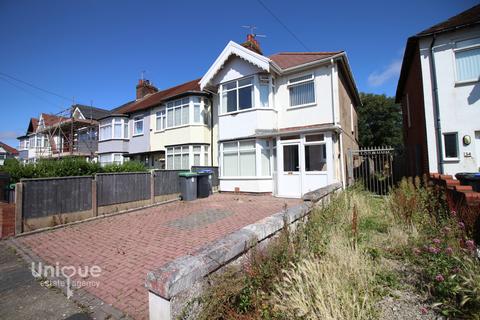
0, 157, 147, 182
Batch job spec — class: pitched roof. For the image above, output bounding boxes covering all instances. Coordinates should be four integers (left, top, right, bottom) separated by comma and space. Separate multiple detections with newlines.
417, 4, 480, 36
41, 113, 67, 127
396, 5, 480, 101
73, 104, 110, 120
29, 118, 38, 133
0, 141, 18, 155
118, 78, 203, 114
270, 52, 343, 70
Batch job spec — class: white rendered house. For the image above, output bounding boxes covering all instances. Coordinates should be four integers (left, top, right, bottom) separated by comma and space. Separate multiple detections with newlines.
201, 35, 360, 198
397, 5, 480, 176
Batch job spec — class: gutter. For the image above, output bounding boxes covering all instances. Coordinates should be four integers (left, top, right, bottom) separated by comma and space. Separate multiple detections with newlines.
429, 35, 444, 174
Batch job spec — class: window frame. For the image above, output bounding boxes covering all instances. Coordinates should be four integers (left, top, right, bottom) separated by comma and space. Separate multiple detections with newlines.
287, 73, 316, 108
99, 117, 129, 141
155, 108, 167, 132
304, 134, 327, 173
453, 37, 480, 84
166, 97, 190, 129
442, 132, 460, 161
133, 116, 144, 136
220, 76, 254, 115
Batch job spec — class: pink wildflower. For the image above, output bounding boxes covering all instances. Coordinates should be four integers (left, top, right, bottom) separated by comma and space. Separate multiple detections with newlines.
412, 247, 421, 255
432, 238, 441, 244
420, 307, 428, 314
428, 246, 440, 254
466, 240, 476, 250
458, 222, 465, 229
452, 266, 461, 273
451, 210, 457, 217
435, 274, 445, 282
445, 247, 453, 255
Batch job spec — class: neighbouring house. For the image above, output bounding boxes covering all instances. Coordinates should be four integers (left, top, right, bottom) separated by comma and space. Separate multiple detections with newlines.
17, 104, 109, 162
396, 4, 480, 177
200, 34, 360, 197
0, 142, 18, 165
97, 79, 214, 168
97, 34, 359, 197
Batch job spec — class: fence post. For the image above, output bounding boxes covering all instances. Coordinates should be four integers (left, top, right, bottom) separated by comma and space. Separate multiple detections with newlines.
150, 171, 155, 205
15, 182, 23, 235
92, 177, 98, 217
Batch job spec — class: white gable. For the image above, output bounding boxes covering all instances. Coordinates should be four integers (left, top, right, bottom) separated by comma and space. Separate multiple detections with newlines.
0, 147, 5, 153
200, 41, 270, 90
210, 56, 263, 85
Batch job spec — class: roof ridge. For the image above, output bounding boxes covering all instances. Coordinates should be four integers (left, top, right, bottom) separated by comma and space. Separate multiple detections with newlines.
271, 51, 343, 56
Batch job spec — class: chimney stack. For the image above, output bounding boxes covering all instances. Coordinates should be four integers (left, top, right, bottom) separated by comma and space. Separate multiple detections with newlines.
241, 34, 263, 55
136, 79, 159, 100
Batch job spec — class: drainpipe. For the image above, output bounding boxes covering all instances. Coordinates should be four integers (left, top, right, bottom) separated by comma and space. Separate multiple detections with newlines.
429, 35, 444, 174
331, 58, 346, 189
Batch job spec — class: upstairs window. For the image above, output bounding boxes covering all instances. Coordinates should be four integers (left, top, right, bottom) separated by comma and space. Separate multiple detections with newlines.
288, 74, 315, 107
221, 77, 253, 113
259, 75, 270, 107
133, 116, 144, 135
455, 38, 480, 82
166, 98, 190, 127
156, 109, 166, 131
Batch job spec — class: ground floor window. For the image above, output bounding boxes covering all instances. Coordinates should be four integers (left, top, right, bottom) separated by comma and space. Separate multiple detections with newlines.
166, 144, 210, 170
443, 132, 459, 159
305, 134, 327, 171
99, 153, 125, 166
221, 139, 271, 177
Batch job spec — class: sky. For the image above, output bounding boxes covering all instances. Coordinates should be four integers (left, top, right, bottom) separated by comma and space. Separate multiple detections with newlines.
0, 0, 477, 148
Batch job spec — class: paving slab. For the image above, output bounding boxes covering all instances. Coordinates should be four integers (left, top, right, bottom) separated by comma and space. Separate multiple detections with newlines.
14, 193, 300, 319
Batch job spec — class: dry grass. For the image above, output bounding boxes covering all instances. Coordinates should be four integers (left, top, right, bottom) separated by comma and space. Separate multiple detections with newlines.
271, 234, 376, 319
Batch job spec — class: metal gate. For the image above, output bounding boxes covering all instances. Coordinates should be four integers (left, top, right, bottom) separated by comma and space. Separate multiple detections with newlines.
347, 146, 395, 195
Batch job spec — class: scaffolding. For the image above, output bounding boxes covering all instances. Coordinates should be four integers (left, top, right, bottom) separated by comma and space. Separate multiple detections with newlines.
35, 105, 99, 160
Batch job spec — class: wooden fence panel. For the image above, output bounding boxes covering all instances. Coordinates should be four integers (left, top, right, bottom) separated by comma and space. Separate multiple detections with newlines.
153, 170, 186, 196
22, 176, 93, 219
97, 172, 151, 206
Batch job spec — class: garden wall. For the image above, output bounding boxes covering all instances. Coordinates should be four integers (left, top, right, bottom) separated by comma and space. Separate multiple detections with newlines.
145, 182, 342, 320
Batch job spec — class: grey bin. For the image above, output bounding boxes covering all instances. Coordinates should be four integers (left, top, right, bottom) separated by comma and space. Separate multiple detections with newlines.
197, 169, 213, 198
178, 172, 198, 201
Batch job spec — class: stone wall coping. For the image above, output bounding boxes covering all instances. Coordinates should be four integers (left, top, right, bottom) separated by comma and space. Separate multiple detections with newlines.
145, 182, 342, 300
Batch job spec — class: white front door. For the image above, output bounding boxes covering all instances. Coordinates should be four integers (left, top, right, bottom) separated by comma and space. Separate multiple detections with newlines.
277, 141, 302, 197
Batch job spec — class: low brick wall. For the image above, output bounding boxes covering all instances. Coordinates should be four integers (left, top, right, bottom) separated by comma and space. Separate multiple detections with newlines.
145, 182, 342, 319
0, 202, 15, 239
430, 173, 480, 241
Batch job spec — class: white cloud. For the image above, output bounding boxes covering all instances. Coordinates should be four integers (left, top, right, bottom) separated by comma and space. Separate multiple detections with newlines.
367, 58, 402, 87
0, 130, 21, 140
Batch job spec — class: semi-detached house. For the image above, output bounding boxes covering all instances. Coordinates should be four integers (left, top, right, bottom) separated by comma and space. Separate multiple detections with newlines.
98, 35, 360, 198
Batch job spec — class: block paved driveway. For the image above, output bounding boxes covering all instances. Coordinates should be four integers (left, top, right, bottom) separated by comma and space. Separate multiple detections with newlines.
16, 194, 300, 319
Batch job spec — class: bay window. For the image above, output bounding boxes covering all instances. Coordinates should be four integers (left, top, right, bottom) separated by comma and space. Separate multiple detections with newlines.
204, 145, 209, 165
193, 146, 201, 166
133, 116, 144, 135
99, 118, 128, 140
166, 145, 210, 170
455, 37, 480, 82
288, 74, 315, 107
259, 75, 270, 107
221, 77, 253, 113
167, 98, 189, 128
222, 140, 257, 177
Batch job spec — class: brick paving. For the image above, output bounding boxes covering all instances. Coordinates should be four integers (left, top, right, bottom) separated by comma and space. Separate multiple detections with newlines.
16, 194, 300, 319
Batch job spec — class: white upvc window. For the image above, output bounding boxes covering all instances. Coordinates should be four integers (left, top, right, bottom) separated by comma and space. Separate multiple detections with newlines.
133, 116, 144, 136
99, 153, 125, 166
259, 75, 270, 108
156, 109, 166, 131
443, 132, 459, 160
304, 134, 327, 172
166, 97, 190, 128
193, 145, 202, 166
204, 145, 210, 166
288, 74, 315, 107
222, 140, 256, 177
221, 77, 253, 114
166, 146, 190, 170
99, 118, 128, 140
29, 136, 35, 149
454, 37, 480, 83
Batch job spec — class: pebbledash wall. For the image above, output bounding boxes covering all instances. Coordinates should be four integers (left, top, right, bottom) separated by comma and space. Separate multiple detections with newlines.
145, 182, 342, 320
14, 168, 219, 234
